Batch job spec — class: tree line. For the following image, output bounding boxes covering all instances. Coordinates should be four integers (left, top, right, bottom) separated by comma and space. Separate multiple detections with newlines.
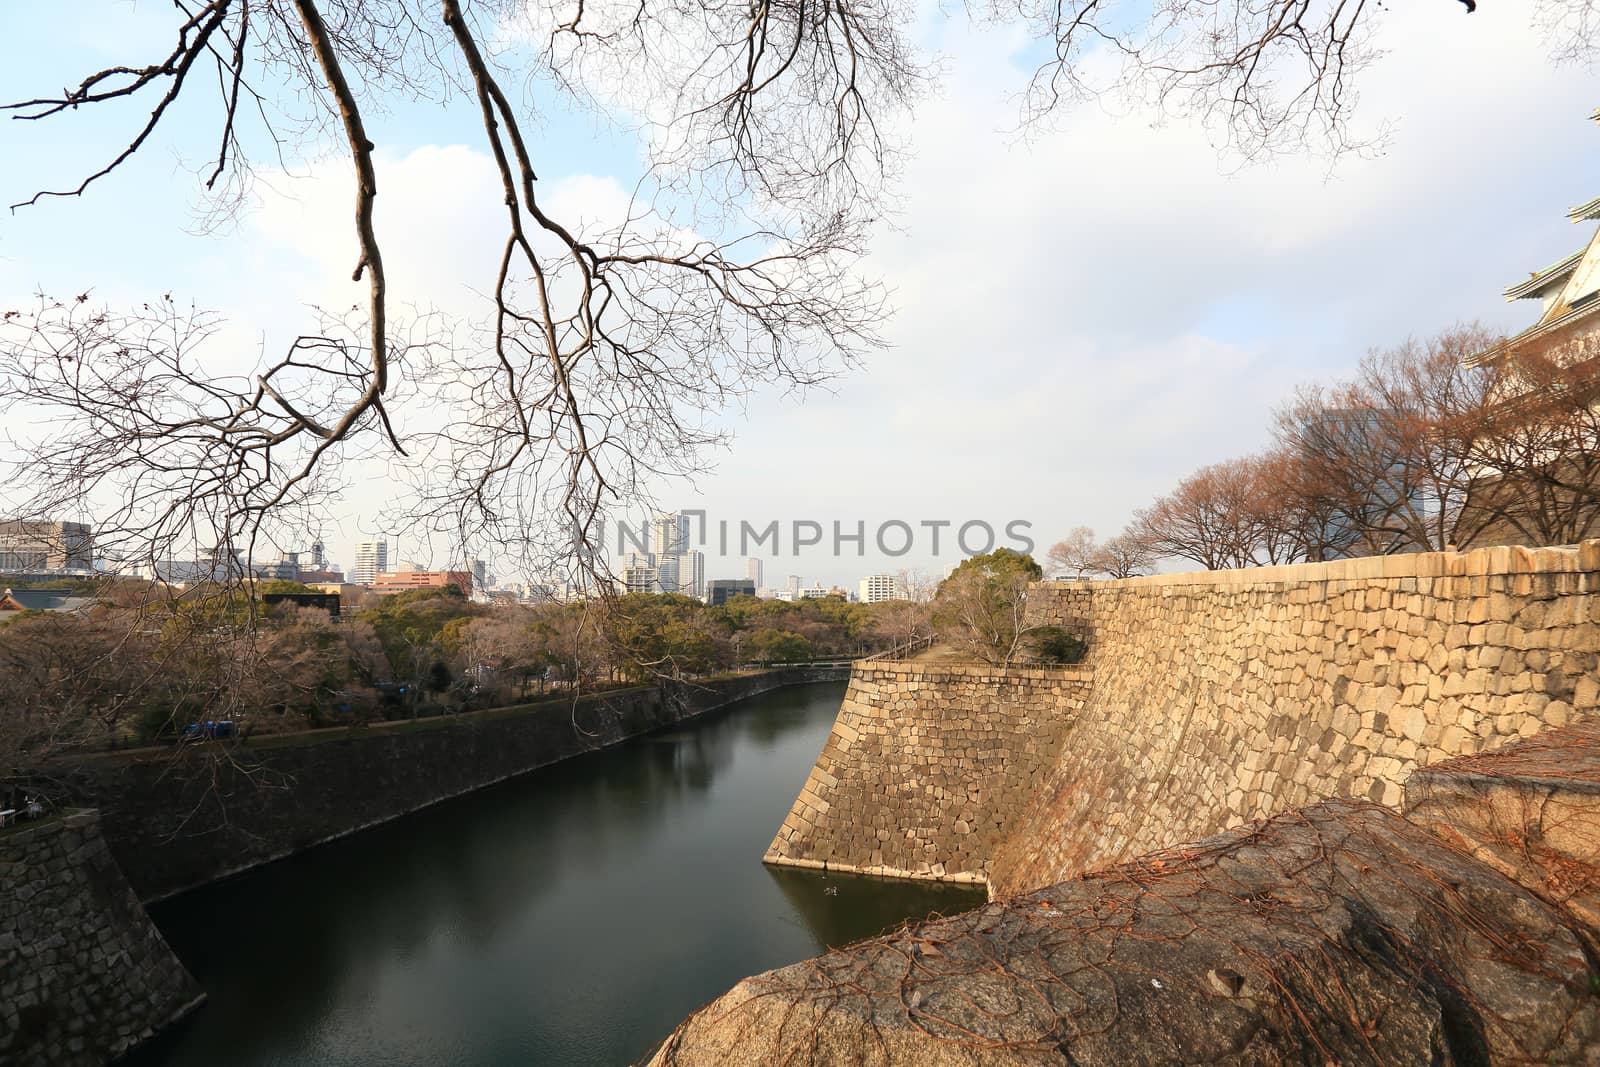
1050, 325, 1600, 576
0, 582, 933, 767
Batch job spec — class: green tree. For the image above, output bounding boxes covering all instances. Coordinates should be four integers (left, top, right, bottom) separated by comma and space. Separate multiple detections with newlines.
604, 593, 731, 680
748, 628, 813, 664
933, 549, 1044, 666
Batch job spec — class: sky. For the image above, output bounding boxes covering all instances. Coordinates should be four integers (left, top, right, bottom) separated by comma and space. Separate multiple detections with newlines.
1, 2, 1597, 587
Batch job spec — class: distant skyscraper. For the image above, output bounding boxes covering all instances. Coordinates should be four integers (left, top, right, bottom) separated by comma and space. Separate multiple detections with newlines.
471, 558, 489, 590
786, 575, 801, 598
652, 512, 690, 558
656, 553, 679, 593
353, 540, 388, 585
745, 557, 763, 588
681, 550, 705, 599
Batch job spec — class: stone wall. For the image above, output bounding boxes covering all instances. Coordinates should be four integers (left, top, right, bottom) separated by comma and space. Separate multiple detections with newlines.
0, 811, 202, 1066
64, 668, 846, 902
764, 662, 1091, 882
989, 541, 1600, 896
655, 757, 1600, 1066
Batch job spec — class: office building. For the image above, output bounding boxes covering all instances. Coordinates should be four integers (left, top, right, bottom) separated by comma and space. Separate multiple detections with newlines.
706, 579, 756, 606
745, 557, 763, 589
0, 519, 93, 573
353, 540, 389, 585
857, 574, 906, 604
371, 569, 472, 596
652, 512, 690, 558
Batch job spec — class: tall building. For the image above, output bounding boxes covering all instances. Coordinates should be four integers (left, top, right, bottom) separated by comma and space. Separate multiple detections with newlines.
745, 557, 763, 588
653, 549, 705, 598
857, 574, 906, 604
644, 512, 703, 597
656, 553, 679, 593
786, 575, 801, 598
353, 540, 388, 585
0, 519, 93, 572
652, 512, 690, 558
680, 550, 705, 598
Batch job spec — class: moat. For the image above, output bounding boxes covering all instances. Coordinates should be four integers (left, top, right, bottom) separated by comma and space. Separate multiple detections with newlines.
126, 681, 984, 1066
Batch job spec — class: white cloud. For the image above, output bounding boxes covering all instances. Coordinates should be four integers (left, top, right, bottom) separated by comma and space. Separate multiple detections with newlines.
4, 3, 1598, 582
670, 5, 1600, 583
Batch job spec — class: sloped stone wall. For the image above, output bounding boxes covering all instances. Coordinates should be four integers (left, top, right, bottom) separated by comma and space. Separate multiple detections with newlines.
764, 662, 1091, 882
0, 811, 201, 1066
989, 541, 1600, 897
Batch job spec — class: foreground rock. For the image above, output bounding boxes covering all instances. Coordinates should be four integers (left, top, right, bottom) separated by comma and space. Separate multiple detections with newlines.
1405, 723, 1600, 935
651, 799, 1600, 1065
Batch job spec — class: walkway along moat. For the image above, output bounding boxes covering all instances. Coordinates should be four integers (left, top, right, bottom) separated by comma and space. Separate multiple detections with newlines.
124, 681, 984, 1066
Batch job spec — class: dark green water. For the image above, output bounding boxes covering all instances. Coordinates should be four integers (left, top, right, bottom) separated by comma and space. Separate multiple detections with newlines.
130, 681, 984, 1066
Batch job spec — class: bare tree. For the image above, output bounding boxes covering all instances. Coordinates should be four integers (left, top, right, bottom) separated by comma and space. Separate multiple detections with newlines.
4, 2, 1584, 594
895, 568, 941, 605
1089, 530, 1157, 578
1132, 456, 1270, 570
985, 0, 1587, 160
1046, 526, 1098, 577
1274, 326, 1497, 554
1455, 333, 1600, 546
0, 0, 917, 592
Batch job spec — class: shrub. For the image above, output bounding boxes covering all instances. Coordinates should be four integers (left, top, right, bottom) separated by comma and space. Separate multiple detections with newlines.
1028, 626, 1086, 665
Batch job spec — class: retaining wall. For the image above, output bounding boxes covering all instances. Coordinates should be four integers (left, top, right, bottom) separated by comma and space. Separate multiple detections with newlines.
991, 542, 1600, 895
763, 543, 1600, 900
0, 811, 202, 1066
65, 667, 847, 902
764, 661, 1090, 882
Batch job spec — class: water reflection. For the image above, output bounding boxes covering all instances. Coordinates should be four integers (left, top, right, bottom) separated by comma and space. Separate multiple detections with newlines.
130, 682, 984, 1067
764, 866, 984, 954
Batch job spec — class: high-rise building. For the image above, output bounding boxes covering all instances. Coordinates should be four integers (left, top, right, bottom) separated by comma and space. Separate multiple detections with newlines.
656, 553, 679, 593
353, 540, 388, 585
745, 557, 763, 588
857, 574, 906, 604
786, 575, 801, 598
653, 549, 705, 598
652, 512, 690, 558
0, 519, 94, 572
680, 550, 704, 599
644, 512, 704, 597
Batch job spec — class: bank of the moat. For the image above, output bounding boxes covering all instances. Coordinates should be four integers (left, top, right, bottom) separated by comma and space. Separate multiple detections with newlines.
121, 681, 984, 1066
